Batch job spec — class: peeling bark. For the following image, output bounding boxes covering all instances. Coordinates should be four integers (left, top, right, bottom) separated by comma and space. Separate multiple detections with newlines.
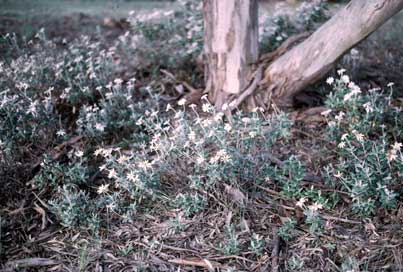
203, 0, 259, 110
262, 0, 403, 107
203, 0, 403, 110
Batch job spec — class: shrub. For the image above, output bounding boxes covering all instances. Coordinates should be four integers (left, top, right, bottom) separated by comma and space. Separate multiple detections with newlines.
43, 98, 305, 229
323, 71, 403, 216
84, 102, 295, 223
49, 184, 101, 232
75, 80, 157, 142
127, 0, 203, 70
278, 218, 297, 241
249, 233, 266, 256
218, 225, 241, 255
259, 0, 329, 53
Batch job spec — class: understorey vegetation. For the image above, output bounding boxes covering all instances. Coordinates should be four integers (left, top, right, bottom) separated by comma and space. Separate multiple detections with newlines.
1, 1, 403, 271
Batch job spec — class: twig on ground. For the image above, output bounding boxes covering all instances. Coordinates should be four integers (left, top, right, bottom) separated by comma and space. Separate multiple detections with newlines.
160, 69, 200, 95
263, 153, 324, 183
271, 229, 280, 272
209, 255, 255, 263
321, 215, 361, 224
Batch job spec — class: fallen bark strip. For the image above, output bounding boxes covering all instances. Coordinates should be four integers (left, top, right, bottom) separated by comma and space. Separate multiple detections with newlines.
3, 258, 60, 270
168, 258, 228, 271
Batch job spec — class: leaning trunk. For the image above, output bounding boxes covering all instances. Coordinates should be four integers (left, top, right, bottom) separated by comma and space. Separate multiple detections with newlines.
261, 0, 403, 107
203, 0, 259, 110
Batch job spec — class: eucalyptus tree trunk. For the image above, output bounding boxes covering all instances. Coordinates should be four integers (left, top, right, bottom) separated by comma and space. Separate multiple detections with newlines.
203, 0, 259, 110
262, 0, 403, 107
202, 0, 403, 110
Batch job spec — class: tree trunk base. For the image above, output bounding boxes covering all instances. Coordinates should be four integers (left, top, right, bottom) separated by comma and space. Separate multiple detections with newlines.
222, 0, 403, 112
226, 32, 311, 112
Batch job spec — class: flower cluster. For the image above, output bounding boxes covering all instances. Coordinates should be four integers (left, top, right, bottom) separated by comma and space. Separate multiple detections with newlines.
49, 103, 296, 228
323, 70, 403, 216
